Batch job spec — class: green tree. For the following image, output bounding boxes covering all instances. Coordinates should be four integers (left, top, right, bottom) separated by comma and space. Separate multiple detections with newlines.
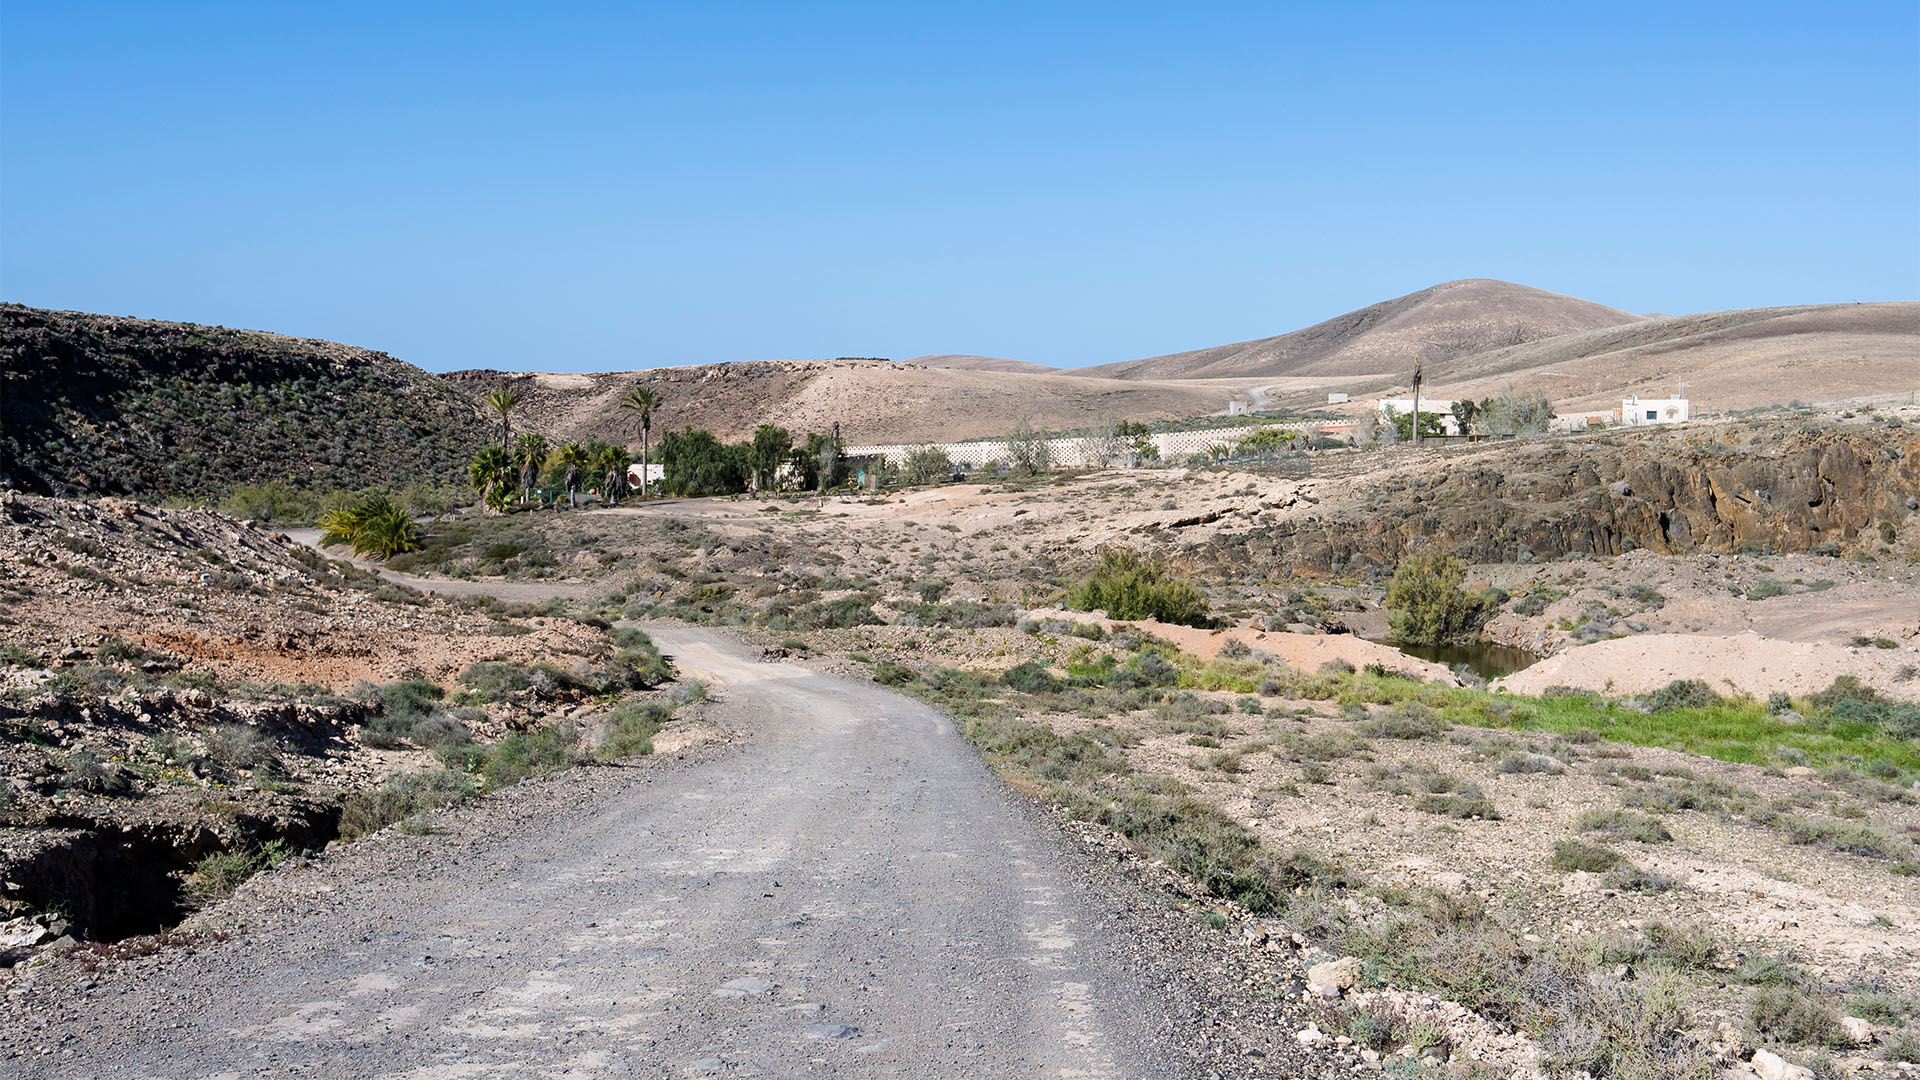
483, 387, 521, 451
1450, 399, 1481, 435
1385, 407, 1446, 442
1384, 551, 1496, 645
659, 427, 749, 496
1479, 392, 1555, 436
1005, 417, 1052, 475
750, 424, 792, 492
469, 446, 515, 512
513, 432, 548, 506
902, 445, 954, 485
618, 384, 662, 500
1065, 548, 1210, 627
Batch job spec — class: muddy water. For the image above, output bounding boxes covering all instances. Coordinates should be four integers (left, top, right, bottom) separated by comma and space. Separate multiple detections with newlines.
1381, 638, 1542, 680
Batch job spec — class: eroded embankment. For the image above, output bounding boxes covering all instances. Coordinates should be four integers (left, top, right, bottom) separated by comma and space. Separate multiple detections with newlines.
1198, 424, 1920, 574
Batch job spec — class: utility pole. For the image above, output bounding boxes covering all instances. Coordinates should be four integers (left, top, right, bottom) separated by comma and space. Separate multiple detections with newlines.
1410, 359, 1424, 448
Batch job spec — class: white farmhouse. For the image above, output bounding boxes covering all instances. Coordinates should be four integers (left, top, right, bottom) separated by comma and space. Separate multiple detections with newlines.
1621, 395, 1690, 427
1377, 397, 1463, 435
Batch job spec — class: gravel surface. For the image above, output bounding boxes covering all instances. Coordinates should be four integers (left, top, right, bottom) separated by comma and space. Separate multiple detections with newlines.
6, 629, 1342, 1079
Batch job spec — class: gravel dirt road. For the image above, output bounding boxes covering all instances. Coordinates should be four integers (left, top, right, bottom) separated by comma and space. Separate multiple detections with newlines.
19, 628, 1205, 1079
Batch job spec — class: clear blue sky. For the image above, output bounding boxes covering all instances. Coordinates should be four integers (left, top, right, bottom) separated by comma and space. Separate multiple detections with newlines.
3, 2, 1915, 372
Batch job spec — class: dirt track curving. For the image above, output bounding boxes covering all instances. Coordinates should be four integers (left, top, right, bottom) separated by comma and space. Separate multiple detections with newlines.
13, 629, 1201, 1078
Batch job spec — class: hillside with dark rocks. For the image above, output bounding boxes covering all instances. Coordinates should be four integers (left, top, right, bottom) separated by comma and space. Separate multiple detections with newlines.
1188, 415, 1920, 575
0, 304, 490, 498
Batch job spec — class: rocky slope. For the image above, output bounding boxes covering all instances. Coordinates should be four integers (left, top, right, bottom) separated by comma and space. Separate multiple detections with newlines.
1175, 413, 1920, 575
0, 304, 490, 497
0, 492, 613, 945
1071, 279, 1643, 381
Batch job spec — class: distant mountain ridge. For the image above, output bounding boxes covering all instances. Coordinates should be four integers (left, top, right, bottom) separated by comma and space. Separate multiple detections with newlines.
1070, 279, 1644, 380
902, 354, 1060, 375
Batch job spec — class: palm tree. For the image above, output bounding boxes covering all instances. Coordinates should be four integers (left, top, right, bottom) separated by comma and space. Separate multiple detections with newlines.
617, 385, 662, 500
483, 387, 521, 451
513, 432, 549, 506
597, 445, 630, 505
555, 442, 591, 509
469, 445, 515, 512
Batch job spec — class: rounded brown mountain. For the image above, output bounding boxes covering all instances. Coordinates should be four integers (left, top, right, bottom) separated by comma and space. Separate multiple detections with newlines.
1069, 278, 1644, 381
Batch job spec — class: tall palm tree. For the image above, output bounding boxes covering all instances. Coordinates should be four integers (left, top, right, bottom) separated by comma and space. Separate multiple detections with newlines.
483, 387, 521, 451
513, 432, 549, 506
618, 385, 662, 499
556, 442, 591, 510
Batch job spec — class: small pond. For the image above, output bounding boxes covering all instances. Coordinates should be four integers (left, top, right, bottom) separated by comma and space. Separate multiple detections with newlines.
1377, 639, 1543, 681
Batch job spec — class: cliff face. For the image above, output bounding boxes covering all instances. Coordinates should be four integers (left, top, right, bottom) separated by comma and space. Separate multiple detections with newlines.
0, 304, 489, 497
1204, 423, 1920, 574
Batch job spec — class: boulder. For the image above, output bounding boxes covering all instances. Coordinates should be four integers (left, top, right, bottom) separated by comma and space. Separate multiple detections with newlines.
1305, 956, 1361, 999
1840, 1016, 1874, 1045
1750, 1049, 1813, 1080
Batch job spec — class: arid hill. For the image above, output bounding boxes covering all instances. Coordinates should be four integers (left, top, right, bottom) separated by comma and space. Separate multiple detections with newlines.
0, 305, 489, 497
1070, 278, 1643, 381
1243, 301, 1920, 416
443, 360, 1242, 447
903, 354, 1059, 374
1407, 301, 1920, 414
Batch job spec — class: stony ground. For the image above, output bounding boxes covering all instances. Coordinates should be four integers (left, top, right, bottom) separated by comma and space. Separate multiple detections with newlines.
4, 403, 1920, 1078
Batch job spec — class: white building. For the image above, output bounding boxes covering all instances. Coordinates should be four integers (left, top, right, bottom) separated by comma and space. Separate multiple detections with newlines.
1377, 397, 1463, 436
1327, 392, 1350, 404
1621, 395, 1690, 427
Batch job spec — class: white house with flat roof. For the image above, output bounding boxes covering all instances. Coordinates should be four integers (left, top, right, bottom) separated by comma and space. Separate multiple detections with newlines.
1621, 395, 1690, 426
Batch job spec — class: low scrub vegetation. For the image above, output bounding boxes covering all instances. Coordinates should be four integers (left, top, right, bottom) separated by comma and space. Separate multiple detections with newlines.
1065, 547, 1210, 627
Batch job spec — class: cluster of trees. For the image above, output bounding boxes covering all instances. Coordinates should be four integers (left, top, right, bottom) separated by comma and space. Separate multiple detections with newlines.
658, 424, 849, 497
1373, 391, 1556, 444
468, 384, 665, 512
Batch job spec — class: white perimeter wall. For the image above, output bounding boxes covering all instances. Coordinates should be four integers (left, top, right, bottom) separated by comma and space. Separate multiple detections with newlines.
845, 422, 1321, 468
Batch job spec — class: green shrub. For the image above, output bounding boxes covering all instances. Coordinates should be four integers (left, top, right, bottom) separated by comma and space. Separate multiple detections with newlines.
204, 724, 269, 769
316, 494, 420, 560
1575, 809, 1672, 843
598, 699, 673, 759
1601, 867, 1676, 893
1002, 661, 1061, 694
1642, 921, 1720, 968
339, 769, 478, 839
1416, 794, 1498, 819
1643, 679, 1720, 711
872, 660, 916, 686
1550, 839, 1624, 872
58, 752, 131, 795
1359, 706, 1450, 740
1749, 986, 1846, 1047
792, 596, 882, 630
188, 840, 289, 899
478, 723, 580, 789
1065, 548, 1210, 627
1383, 552, 1496, 646
608, 630, 673, 688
